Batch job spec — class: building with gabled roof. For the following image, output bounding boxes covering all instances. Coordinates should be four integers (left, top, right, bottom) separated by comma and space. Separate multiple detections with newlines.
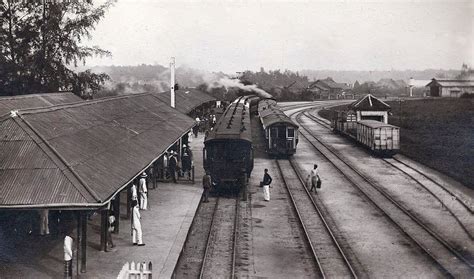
348, 94, 391, 123
307, 77, 352, 99
426, 78, 474, 97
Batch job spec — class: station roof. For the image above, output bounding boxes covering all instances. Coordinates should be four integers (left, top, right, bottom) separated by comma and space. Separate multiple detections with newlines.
425, 79, 474, 88
0, 93, 195, 209
0, 92, 82, 116
154, 88, 216, 114
349, 94, 391, 111
205, 96, 252, 143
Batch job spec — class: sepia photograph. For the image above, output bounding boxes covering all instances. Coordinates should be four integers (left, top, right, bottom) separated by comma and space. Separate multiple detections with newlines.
0, 0, 472, 278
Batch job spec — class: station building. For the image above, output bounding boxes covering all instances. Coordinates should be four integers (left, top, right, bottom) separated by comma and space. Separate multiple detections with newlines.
307, 77, 353, 99
425, 78, 474, 97
348, 94, 391, 124
0, 89, 215, 275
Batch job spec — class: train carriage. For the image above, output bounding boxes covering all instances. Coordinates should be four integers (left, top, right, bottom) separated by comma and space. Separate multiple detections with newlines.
356, 120, 400, 156
258, 99, 299, 156
203, 96, 254, 192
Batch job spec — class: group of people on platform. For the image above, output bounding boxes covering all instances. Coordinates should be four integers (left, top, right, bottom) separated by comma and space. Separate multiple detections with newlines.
193, 113, 217, 138
152, 144, 194, 183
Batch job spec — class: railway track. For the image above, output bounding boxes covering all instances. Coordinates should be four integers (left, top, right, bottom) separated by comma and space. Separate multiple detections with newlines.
275, 159, 359, 278
304, 108, 474, 240
294, 109, 474, 277
199, 197, 239, 279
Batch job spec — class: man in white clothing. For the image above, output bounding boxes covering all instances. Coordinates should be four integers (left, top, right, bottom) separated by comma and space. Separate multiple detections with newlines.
309, 164, 321, 192
131, 182, 138, 202
64, 235, 73, 278
139, 172, 148, 210
131, 200, 145, 246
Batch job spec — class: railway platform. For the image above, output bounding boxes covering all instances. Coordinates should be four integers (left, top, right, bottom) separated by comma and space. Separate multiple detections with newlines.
0, 135, 206, 279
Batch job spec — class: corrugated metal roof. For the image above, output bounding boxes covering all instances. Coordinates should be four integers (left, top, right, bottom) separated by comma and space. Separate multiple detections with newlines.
0, 92, 82, 116
154, 88, 216, 114
349, 94, 391, 111
0, 93, 195, 208
426, 79, 474, 87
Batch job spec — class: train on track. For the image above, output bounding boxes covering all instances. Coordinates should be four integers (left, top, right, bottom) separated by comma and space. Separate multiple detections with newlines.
332, 110, 400, 157
258, 99, 299, 156
203, 91, 299, 194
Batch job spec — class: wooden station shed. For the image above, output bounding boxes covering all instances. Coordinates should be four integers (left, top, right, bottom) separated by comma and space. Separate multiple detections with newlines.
425, 78, 474, 97
0, 93, 196, 273
348, 94, 391, 124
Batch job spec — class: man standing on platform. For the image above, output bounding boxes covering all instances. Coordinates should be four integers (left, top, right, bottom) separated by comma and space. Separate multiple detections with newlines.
202, 172, 212, 202
262, 169, 272, 201
131, 181, 138, 202
168, 151, 178, 183
139, 172, 148, 210
131, 200, 145, 246
64, 234, 73, 279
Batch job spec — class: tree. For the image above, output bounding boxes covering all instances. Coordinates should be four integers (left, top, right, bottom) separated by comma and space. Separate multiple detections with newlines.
0, 0, 114, 97
456, 63, 474, 80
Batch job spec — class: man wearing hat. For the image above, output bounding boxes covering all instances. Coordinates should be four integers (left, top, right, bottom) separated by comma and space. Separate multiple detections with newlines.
139, 172, 148, 210
168, 151, 178, 183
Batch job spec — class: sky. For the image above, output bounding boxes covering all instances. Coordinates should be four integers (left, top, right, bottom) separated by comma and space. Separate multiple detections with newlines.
85, 0, 473, 73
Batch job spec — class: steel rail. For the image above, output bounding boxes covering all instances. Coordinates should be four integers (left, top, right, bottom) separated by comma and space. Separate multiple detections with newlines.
275, 160, 326, 278
383, 158, 473, 240
199, 198, 220, 279
390, 157, 473, 214
295, 110, 473, 275
231, 197, 239, 278
287, 158, 359, 278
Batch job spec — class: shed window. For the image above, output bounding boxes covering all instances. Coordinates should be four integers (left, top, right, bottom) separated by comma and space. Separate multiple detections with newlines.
287, 128, 295, 138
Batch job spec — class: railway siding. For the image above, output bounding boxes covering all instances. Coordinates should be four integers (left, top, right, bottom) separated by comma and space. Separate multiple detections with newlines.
296, 112, 474, 277
304, 108, 474, 261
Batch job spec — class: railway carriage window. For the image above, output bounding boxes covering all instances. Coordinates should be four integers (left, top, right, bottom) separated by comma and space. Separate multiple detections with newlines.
277, 126, 286, 139
287, 128, 295, 138
270, 128, 277, 138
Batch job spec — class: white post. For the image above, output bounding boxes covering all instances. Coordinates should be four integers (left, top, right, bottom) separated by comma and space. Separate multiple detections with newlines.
408, 77, 414, 97
170, 57, 176, 108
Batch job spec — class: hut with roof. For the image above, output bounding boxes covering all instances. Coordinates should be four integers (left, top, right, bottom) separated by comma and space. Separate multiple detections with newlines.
307, 77, 352, 99
348, 94, 391, 124
425, 78, 474, 97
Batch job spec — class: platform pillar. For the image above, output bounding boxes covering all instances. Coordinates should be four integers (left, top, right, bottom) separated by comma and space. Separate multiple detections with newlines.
100, 209, 108, 251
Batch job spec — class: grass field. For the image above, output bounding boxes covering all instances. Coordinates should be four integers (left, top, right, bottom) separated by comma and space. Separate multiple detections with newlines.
319, 98, 474, 189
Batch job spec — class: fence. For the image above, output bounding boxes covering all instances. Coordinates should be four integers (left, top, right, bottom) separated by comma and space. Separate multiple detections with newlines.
117, 261, 152, 279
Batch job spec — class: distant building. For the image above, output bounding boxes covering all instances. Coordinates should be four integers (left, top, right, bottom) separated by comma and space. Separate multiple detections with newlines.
425, 78, 474, 97
307, 77, 352, 99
